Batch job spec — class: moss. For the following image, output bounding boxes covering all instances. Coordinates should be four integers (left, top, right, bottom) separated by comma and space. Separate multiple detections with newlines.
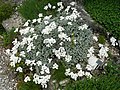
18, 81, 41, 90
52, 61, 67, 82
84, 0, 120, 39
98, 35, 106, 44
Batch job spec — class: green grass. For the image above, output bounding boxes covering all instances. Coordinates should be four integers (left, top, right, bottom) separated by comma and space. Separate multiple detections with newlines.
65, 61, 120, 90
2, 28, 17, 47
98, 35, 106, 44
0, 0, 13, 23
0, 24, 6, 35
84, 0, 120, 39
52, 61, 67, 82
18, 0, 60, 20
18, 81, 41, 90
0, 0, 14, 34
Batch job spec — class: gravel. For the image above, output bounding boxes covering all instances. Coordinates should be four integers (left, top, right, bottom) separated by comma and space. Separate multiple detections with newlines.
0, 46, 17, 90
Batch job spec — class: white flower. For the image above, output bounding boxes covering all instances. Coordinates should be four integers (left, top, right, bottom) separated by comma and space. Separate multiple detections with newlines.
19, 27, 30, 35
10, 62, 15, 67
32, 19, 37, 23
60, 16, 64, 20
57, 2, 63, 6
110, 37, 116, 46
48, 58, 52, 63
44, 20, 49, 25
38, 13, 43, 18
58, 26, 65, 32
43, 38, 56, 47
70, 72, 78, 81
36, 61, 42, 66
76, 64, 82, 70
25, 59, 31, 66
93, 36, 98, 41
53, 47, 66, 59
58, 32, 68, 41
65, 10, 80, 21
48, 3, 52, 8
70, 2, 76, 6
49, 21, 57, 29
42, 22, 56, 35
41, 64, 50, 74
29, 28, 34, 33
54, 50, 61, 59
59, 42, 63, 46
52, 6, 56, 9
18, 57, 21, 63
41, 28, 51, 35
33, 74, 51, 88
98, 46, 109, 58
52, 63, 58, 69
67, 22, 72, 25
65, 68, 70, 76
78, 24, 88, 30
65, 6, 71, 13
44, 15, 52, 20
65, 55, 72, 62
10, 54, 19, 64
87, 47, 94, 57
44, 5, 48, 10
20, 51, 25, 57
33, 34, 38, 39
29, 67, 33, 71
59, 79, 68, 85
11, 46, 18, 54
12, 38, 18, 45
98, 43, 104, 47
14, 28, 19, 32
85, 72, 92, 78
36, 51, 40, 56
27, 43, 34, 52
6, 49, 11, 55
37, 18, 42, 23
30, 60, 36, 66
57, 6, 64, 12
77, 70, 84, 77
16, 67, 23, 72
86, 64, 93, 71
20, 37, 27, 46
57, 2, 64, 12
40, 71, 44, 75
24, 76, 31, 82
23, 21, 29, 27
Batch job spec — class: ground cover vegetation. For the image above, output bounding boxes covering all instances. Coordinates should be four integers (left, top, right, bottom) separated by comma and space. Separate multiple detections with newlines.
84, 0, 120, 39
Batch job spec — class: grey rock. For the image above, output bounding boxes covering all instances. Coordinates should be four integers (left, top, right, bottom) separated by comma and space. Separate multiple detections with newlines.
0, 47, 17, 90
118, 40, 120, 47
3, 0, 24, 4
2, 12, 24, 31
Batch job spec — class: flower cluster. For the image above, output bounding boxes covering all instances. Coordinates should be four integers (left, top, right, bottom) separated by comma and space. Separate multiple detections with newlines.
6, 2, 109, 88
33, 74, 51, 88
110, 37, 118, 46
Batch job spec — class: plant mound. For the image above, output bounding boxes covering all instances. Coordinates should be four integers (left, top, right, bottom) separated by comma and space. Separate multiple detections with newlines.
6, 2, 109, 88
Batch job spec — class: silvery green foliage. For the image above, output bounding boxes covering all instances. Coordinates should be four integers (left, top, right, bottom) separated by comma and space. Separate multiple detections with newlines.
7, 2, 94, 88
19, 11, 93, 70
